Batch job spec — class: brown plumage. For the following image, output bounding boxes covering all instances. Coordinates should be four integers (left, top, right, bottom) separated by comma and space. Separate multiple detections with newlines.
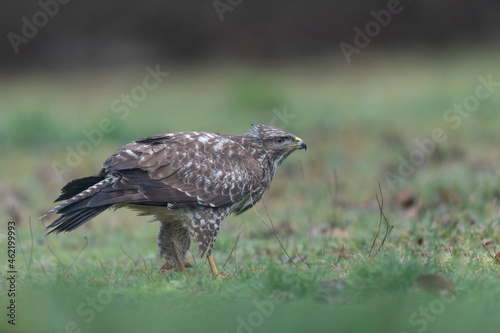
42, 125, 307, 275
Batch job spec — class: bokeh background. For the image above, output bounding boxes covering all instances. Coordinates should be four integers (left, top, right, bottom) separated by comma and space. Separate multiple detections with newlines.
2, 1, 500, 332
3, 0, 500, 68
2, 0, 500, 219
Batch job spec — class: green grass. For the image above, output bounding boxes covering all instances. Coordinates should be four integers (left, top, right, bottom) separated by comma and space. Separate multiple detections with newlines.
2, 49, 500, 332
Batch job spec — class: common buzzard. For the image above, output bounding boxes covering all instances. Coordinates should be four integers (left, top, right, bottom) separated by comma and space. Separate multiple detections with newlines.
42, 125, 307, 276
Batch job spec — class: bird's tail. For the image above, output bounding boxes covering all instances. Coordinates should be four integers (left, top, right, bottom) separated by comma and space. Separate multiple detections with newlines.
41, 173, 118, 234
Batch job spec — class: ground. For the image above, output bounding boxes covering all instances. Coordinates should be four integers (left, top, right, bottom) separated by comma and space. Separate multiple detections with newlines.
1, 49, 500, 332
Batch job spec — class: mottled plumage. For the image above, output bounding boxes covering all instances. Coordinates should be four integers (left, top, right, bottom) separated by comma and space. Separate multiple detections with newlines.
42, 124, 307, 275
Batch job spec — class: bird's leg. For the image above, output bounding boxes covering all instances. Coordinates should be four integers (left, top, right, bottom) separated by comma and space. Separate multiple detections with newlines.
158, 222, 192, 274
207, 255, 219, 276
160, 243, 191, 274
159, 261, 192, 274
173, 245, 186, 273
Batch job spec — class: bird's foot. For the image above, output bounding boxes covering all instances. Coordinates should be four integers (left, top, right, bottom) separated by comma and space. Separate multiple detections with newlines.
159, 261, 192, 275
215, 271, 229, 279
207, 255, 229, 279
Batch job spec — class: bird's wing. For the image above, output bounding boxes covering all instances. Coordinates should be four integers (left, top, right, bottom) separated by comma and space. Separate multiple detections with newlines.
99, 132, 265, 208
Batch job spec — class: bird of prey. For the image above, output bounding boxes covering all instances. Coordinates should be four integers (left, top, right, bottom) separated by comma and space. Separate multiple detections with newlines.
42, 125, 307, 276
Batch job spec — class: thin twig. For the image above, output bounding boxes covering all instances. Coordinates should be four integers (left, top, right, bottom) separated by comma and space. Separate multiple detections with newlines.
68, 236, 88, 270
300, 161, 314, 233
46, 238, 70, 274
368, 195, 383, 257
252, 197, 297, 268
376, 184, 394, 253
369, 181, 394, 257
261, 198, 298, 267
378, 225, 394, 253
120, 245, 140, 272
326, 169, 340, 226
137, 254, 153, 282
120, 244, 144, 275
295, 249, 311, 268
336, 243, 345, 266
14, 218, 28, 274
120, 244, 153, 278
481, 242, 497, 261
99, 260, 109, 276
222, 227, 242, 271
15, 217, 34, 276
28, 217, 33, 275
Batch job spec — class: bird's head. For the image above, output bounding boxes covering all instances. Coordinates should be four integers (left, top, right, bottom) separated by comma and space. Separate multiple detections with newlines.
247, 124, 307, 166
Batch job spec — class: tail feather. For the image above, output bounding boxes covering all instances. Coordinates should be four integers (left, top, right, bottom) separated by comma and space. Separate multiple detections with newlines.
55, 176, 105, 201
42, 173, 119, 234
46, 205, 111, 234
41, 173, 118, 218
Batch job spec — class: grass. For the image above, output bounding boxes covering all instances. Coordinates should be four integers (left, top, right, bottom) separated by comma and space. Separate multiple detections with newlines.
1, 49, 500, 332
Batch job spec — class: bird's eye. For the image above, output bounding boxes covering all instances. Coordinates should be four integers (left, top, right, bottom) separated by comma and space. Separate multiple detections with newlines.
274, 137, 285, 145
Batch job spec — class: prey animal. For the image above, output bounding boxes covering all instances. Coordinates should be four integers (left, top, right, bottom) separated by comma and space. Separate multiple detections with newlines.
42, 125, 307, 276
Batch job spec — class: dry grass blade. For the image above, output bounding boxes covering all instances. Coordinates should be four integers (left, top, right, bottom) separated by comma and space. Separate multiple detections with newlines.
252, 197, 298, 268
336, 243, 345, 266
45, 238, 71, 276
45, 234, 88, 275
295, 249, 310, 268
99, 260, 109, 275
68, 236, 88, 270
120, 244, 149, 278
222, 220, 243, 271
369, 181, 394, 257
368, 190, 383, 256
481, 241, 497, 262
15, 217, 34, 275
327, 169, 339, 226
28, 217, 33, 274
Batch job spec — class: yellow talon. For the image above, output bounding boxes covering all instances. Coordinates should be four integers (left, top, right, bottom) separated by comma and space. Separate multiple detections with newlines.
208, 255, 219, 276
207, 255, 229, 278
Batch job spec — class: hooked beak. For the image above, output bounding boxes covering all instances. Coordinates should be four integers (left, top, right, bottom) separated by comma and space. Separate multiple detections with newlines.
295, 136, 307, 151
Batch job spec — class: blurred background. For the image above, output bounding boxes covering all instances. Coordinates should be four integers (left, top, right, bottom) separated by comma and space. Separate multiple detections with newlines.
2, 1, 500, 332
1, 0, 500, 230
2, 0, 500, 223
2, 0, 500, 68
